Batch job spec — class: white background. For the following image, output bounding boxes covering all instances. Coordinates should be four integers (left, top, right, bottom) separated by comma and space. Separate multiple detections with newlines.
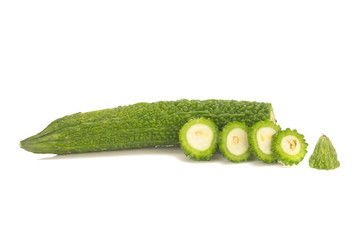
1, 1, 359, 239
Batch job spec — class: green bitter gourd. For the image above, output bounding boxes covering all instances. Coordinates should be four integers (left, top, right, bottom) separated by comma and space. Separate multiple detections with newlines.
272, 128, 308, 166
20, 99, 275, 154
179, 118, 219, 160
219, 122, 251, 163
309, 135, 339, 170
249, 120, 281, 163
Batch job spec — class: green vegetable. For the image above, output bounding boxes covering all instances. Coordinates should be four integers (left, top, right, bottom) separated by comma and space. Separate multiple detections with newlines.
272, 128, 308, 166
20, 99, 275, 154
249, 120, 281, 163
309, 135, 339, 170
219, 122, 251, 162
179, 118, 219, 160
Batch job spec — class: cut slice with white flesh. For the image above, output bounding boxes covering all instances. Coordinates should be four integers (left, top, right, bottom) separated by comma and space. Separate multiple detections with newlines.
256, 127, 277, 154
227, 129, 247, 155
186, 124, 214, 151
249, 120, 281, 163
179, 118, 219, 160
220, 122, 250, 162
272, 128, 308, 166
280, 135, 301, 155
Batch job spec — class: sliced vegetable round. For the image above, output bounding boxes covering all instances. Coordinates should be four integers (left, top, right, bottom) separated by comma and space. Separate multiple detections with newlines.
179, 117, 219, 160
272, 128, 308, 166
219, 122, 250, 162
249, 120, 281, 163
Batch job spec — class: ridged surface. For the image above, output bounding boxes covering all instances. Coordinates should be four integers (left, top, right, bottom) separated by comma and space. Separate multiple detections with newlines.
272, 128, 308, 166
309, 135, 339, 170
219, 121, 251, 163
179, 117, 219, 160
249, 120, 281, 163
20, 99, 274, 154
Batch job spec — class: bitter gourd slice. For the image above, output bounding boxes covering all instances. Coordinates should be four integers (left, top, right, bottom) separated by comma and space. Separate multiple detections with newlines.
20, 99, 275, 154
272, 128, 308, 166
249, 120, 281, 163
309, 135, 339, 170
179, 118, 219, 160
219, 122, 250, 162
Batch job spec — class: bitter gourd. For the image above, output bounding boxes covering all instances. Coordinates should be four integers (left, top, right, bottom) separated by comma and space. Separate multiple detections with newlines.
309, 135, 339, 170
179, 118, 219, 160
20, 99, 275, 154
272, 128, 308, 166
249, 120, 281, 163
219, 122, 251, 162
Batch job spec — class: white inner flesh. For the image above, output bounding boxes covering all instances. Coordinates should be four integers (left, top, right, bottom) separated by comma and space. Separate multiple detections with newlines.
186, 124, 213, 151
256, 127, 277, 154
280, 136, 301, 155
270, 110, 276, 123
226, 128, 248, 155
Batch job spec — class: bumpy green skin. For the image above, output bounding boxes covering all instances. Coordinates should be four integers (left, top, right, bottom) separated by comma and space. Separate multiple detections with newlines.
249, 120, 281, 163
272, 128, 308, 166
20, 99, 275, 154
219, 122, 250, 163
179, 118, 219, 160
309, 135, 339, 170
